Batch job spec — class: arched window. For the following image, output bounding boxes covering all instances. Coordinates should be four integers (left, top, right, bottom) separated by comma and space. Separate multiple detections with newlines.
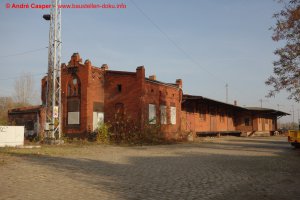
67, 76, 81, 126
67, 76, 80, 97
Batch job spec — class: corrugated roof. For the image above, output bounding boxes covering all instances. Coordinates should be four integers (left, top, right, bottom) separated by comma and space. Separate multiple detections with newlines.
183, 94, 290, 116
245, 107, 290, 116
183, 94, 244, 109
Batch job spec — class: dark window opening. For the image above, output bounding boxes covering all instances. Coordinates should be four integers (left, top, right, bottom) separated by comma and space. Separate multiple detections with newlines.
25, 121, 34, 131
94, 102, 104, 112
244, 118, 250, 126
117, 84, 122, 92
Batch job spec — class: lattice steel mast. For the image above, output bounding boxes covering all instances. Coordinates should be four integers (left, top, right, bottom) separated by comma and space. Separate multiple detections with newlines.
43, 0, 62, 139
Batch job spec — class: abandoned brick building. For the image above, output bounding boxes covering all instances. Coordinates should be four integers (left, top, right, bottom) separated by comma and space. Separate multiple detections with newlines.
8, 53, 288, 139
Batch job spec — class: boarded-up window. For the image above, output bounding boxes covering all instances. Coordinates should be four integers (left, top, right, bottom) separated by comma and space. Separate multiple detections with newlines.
68, 112, 80, 125
160, 105, 167, 124
67, 99, 80, 125
93, 112, 104, 131
170, 106, 176, 125
93, 102, 104, 131
149, 104, 156, 124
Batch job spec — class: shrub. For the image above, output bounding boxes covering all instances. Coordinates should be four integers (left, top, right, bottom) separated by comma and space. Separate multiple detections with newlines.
95, 122, 111, 144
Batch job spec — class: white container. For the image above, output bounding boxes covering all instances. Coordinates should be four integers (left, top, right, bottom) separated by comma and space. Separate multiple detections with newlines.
0, 126, 24, 147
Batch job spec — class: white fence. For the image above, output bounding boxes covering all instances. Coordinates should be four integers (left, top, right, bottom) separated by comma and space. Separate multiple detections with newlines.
0, 126, 24, 147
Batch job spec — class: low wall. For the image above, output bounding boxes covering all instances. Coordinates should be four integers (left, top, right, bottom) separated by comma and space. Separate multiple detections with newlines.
0, 126, 24, 147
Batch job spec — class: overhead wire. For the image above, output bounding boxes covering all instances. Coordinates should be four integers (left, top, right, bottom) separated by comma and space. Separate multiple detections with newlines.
129, 0, 227, 84
129, 0, 282, 109
0, 47, 47, 58
0, 73, 46, 81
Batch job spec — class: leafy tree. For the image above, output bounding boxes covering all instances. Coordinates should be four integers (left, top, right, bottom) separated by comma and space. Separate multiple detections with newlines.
266, 0, 300, 101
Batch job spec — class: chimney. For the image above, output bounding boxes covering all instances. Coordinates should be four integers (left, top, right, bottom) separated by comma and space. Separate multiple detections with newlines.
70, 52, 82, 64
176, 79, 182, 89
101, 64, 109, 70
149, 75, 156, 81
84, 59, 92, 68
136, 66, 145, 79
234, 100, 237, 106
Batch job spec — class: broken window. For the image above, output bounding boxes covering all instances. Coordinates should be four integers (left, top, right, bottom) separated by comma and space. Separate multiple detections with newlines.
149, 104, 156, 124
25, 121, 34, 131
68, 77, 80, 96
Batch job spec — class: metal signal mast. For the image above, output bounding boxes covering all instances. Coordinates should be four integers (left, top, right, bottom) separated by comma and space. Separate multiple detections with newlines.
43, 0, 62, 139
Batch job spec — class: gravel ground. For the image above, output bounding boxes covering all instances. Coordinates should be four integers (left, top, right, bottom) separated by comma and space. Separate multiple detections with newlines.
0, 136, 300, 200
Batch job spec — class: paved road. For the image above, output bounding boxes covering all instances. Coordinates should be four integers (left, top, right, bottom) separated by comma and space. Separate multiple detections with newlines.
1, 136, 300, 200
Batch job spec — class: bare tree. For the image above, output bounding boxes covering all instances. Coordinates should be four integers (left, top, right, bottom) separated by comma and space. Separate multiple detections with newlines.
0, 96, 14, 125
266, 0, 300, 101
13, 72, 37, 106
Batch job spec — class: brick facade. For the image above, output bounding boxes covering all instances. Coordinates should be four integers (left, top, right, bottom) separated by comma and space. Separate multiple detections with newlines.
41, 53, 182, 139
8, 53, 288, 140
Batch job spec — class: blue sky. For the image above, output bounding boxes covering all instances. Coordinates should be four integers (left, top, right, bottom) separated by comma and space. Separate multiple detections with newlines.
0, 0, 297, 122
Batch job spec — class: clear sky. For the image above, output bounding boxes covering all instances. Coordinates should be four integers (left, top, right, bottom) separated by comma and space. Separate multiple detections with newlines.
0, 0, 298, 123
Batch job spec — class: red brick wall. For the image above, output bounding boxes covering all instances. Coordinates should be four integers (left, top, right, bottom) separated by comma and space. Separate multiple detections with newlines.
143, 80, 182, 139
104, 67, 182, 139
104, 69, 143, 126
60, 53, 105, 137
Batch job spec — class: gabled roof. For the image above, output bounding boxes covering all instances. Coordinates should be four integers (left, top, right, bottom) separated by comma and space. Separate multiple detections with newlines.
183, 94, 289, 116
245, 107, 290, 116
183, 94, 245, 110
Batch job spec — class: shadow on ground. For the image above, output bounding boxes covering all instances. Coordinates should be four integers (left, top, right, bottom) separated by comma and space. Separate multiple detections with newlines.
5, 138, 300, 200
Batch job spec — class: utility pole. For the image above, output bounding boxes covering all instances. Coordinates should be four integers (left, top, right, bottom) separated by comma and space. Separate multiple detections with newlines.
258, 98, 269, 108
277, 104, 284, 129
297, 109, 300, 130
43, 0, 62, 140
225, 83, 228, 103
277, 104, 284, 111
291, 105, 295, 129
